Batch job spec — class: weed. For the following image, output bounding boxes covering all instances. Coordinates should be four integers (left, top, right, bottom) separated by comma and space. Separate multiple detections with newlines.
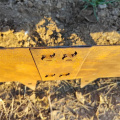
82, 0, 119, 20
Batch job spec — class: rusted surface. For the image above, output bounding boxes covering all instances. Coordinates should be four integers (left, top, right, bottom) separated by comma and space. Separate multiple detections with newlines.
0, 48, 41, 89
0, 46, 120, 90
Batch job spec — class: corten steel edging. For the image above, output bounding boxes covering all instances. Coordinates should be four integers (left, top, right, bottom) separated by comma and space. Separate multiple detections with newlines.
0, 46, 120, 90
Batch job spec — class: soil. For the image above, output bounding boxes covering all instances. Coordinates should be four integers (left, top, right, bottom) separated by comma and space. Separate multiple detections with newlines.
0, 0, 120, 120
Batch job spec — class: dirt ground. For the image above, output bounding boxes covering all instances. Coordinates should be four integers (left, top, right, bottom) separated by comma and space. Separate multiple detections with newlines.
0, 0, 120, 120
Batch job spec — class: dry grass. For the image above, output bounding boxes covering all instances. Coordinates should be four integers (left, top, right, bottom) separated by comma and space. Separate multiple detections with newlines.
0, 78, 120, 119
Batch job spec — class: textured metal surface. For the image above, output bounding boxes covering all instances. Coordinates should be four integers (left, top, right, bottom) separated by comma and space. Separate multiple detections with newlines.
0, 48, 41, 89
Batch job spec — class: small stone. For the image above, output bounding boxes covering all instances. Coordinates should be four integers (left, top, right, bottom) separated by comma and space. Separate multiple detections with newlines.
27, 1, 33, 7
57, 2, 62, 8
59, 15, 66, 22
2, 26, 10, 32
98, 10, 106, 17
82, 9, 93, 16
4, 18, 7, 22
18, 8, 24, 13
48, 12, 51, 16
98, 4, 107, 9
113, 16, 117, 20
56, 14, 59, 18
55, 19, 60, 24
17, 1, 23, 6
112, 8, 119, 16
59, 24, 64, 30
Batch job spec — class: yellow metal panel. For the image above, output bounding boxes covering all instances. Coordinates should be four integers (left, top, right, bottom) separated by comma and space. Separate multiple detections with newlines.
30, 47, 91, 81
76, 46, 120, 87
0, 46, 120, 89
0, 48, 41, 89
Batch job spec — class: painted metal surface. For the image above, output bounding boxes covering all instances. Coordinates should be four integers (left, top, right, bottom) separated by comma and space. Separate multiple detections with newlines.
30, 47, 90, 81
77, 46, 120, 87
0, 46, 120, 89
0, 48, 41, 89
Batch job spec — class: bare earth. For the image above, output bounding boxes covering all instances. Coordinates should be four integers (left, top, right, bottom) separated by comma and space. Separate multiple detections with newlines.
0, 0, 120, 120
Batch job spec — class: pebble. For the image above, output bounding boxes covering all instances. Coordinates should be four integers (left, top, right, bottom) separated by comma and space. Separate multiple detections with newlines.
98, 10, 106, 17
17, 1, 23, 6
2, 26, 10, 32
55, 19, 60, 24
58, 15, 66, 22
57, 2, 62, 8
27, 1, 33, 7
56, 14, 60, 18
98, 4, 107, 9
113, 16, 117, 20
4, 18, 8, 22
82, 9, 93, 16
48, 12, 51, 16
112, 8, 119, 16
59, 24, 64, 30
18, 8, 24, 13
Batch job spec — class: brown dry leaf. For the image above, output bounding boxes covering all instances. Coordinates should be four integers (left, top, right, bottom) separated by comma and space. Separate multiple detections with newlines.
76, 92, 85, 104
